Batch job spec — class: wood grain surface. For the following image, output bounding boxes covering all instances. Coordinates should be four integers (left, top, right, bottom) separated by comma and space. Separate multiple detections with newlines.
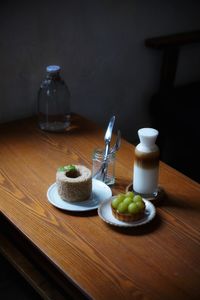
0, 115, 200, 300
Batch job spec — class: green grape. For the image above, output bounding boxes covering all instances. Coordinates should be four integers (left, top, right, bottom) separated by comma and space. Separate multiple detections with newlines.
111, 197, 123, 209
125, 191, 134, 198
123, 197, 133, 206
117, 194, 126, 202
117, 202, 128, 213
136, 201, 145, 211
133, 195, 143, 203
128, 202, 140, 214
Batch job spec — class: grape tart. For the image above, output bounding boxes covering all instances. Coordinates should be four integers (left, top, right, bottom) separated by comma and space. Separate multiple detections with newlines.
111, 192, 145, 222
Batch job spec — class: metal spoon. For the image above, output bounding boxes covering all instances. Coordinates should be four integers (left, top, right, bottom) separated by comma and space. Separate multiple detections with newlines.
93, 116, 115, 180
99, 116, 116, 181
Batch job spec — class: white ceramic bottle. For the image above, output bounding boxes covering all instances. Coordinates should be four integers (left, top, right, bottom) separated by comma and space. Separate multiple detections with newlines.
133, 128, 159, 198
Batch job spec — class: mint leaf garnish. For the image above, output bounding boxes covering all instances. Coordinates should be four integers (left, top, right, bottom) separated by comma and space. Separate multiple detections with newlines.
64, 165, 76, 172
58, 166, 66, 171
58, 165, 76, 172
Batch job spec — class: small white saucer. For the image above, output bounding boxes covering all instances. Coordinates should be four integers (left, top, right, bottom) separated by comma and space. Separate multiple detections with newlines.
98, 197, 156, 227
47, 179, 112, 212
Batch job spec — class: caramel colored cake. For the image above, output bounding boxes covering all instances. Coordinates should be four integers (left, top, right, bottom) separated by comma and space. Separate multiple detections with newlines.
56, 165, 92, 202
111, 192, 145, 222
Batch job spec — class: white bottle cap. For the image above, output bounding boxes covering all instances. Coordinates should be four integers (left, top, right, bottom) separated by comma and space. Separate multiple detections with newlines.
46, 65, 61, 73
138, 128, 159, 147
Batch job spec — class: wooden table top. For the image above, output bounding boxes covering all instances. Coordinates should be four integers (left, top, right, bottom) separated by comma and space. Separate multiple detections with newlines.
0, 115, 200, 300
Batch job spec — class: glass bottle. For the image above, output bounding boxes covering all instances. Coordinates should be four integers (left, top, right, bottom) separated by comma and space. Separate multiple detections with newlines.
37, 65, 71, 132
133, 128, 160, 198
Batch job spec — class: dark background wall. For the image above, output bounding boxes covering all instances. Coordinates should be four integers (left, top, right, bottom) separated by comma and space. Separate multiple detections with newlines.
0, 0, 200, 144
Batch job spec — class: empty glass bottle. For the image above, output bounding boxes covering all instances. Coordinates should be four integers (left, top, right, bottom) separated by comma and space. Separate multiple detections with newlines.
37, 65, 71, 132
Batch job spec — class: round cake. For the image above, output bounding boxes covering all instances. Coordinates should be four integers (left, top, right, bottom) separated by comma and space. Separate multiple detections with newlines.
111, 192, 145, 222
56, 165, 92, 202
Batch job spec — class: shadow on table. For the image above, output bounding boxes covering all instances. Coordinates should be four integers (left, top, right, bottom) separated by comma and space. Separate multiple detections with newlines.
105, 213, 162, 236
159, 192, 200, 211
57, 209, 98, 218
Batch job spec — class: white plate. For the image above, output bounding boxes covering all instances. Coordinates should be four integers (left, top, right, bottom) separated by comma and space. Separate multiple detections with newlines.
98, 197, 156, 227
47, 179, 112, 212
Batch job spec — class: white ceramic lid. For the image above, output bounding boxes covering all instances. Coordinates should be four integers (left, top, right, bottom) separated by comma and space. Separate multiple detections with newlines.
138, 128, 159, 147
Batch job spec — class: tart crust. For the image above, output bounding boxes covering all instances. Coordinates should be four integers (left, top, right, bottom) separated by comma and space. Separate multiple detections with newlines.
56, 165, 92, 202
111, 203, 145, 222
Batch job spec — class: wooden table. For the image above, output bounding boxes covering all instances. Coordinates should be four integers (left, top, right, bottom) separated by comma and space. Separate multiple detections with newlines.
0, 115, 200, 300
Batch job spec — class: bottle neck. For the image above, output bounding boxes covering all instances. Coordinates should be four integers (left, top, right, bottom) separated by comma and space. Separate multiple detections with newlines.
47, 72, 61, 80
136, 142, 159, 153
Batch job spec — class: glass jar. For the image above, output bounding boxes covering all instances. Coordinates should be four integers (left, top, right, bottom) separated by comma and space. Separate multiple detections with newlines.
37, 65, 71, 132
92, 148, 116, 185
